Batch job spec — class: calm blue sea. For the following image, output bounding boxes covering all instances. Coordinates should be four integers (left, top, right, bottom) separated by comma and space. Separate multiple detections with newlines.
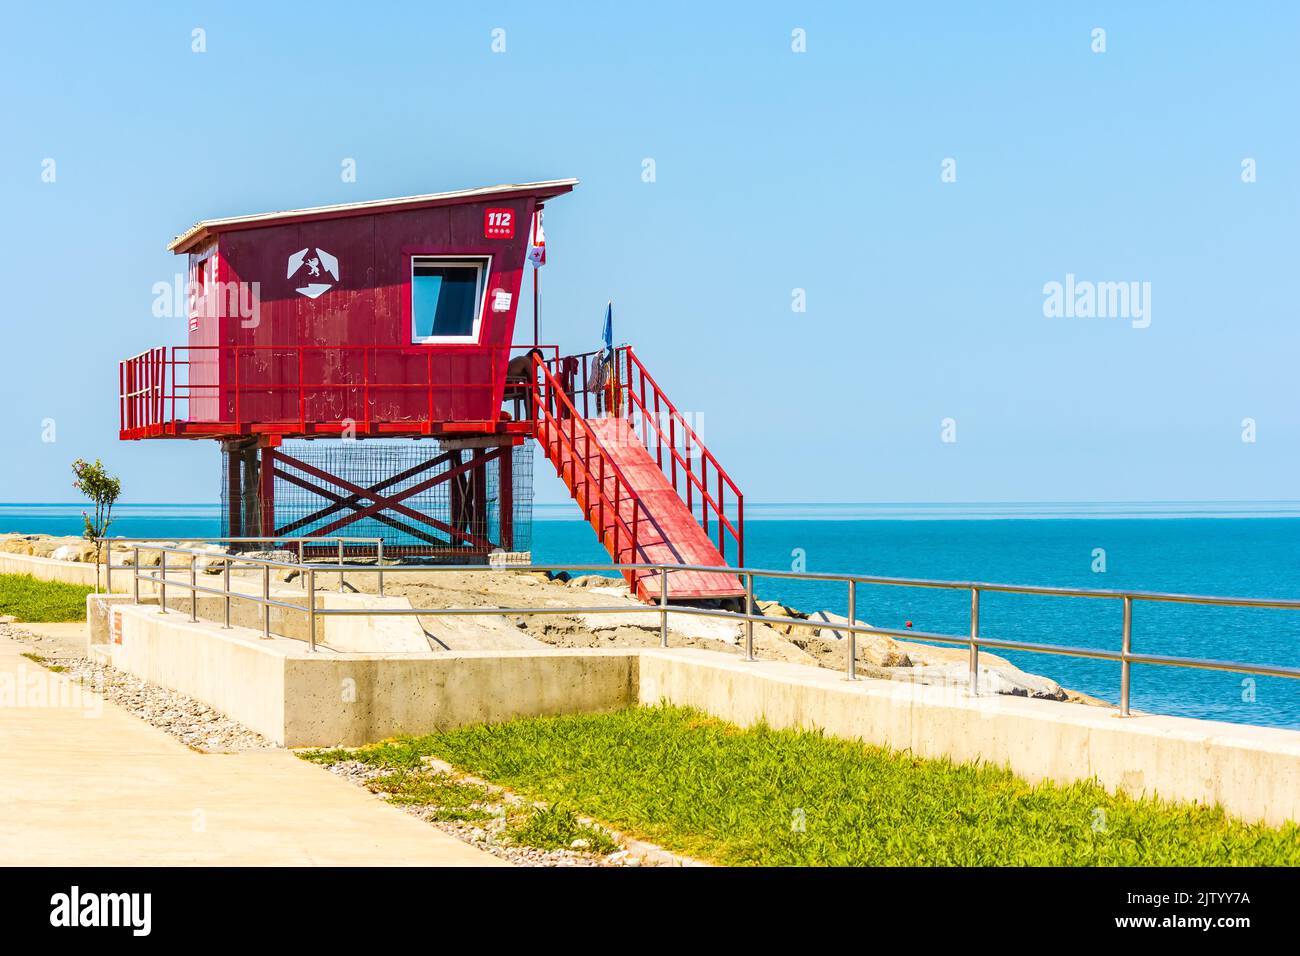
3, 501, 1298, 730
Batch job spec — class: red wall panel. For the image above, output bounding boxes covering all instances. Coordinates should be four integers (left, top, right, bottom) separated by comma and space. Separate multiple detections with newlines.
185, 239, 221, 422
209, 197, 535, 427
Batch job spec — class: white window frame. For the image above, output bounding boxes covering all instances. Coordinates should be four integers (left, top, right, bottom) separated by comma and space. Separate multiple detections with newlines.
409, 255, 491, 344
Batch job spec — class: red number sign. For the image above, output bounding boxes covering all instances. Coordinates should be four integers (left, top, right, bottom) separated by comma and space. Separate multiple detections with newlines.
484, 208, 515, 239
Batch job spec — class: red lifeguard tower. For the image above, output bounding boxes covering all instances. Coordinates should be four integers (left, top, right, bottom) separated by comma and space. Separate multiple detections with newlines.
118, 180, 744, 602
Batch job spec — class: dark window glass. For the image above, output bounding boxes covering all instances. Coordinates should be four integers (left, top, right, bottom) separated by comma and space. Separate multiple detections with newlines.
413, 262, 483, 339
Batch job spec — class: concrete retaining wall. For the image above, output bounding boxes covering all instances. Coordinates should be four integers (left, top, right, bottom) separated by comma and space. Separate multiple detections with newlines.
0, 552, 120, 591
282, 650, 639, 746
105, 605, 637, 747
111, 607, 289, 743
101, 603, 1300, 826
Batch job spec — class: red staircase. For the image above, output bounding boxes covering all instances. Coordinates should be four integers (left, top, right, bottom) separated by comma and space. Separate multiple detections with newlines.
533, 348, 744, 603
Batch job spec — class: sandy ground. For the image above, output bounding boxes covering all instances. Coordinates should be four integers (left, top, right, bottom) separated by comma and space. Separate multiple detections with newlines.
302, 566, 1098, 703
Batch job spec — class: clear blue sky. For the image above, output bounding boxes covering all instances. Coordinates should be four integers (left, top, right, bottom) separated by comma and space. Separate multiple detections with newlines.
1, 1, 1296, 505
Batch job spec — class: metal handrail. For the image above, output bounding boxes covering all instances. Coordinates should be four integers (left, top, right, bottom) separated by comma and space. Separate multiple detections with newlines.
101, 543, 1300, 723
98, 535, 384, 597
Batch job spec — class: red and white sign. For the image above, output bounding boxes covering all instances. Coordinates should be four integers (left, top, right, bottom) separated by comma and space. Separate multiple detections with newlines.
484, 207, 515, 239
528, 210, 546, 268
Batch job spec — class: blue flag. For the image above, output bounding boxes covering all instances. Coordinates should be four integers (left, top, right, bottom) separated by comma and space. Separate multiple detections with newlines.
601, 301, 613, 354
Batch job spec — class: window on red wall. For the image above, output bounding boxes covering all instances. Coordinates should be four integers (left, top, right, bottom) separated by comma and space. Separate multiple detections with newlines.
193, 256, 213, 298
411, 257, 488, 343
189, 256, 211, 320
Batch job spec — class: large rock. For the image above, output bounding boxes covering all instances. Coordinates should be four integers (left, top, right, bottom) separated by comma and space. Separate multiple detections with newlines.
577, 610, 668, 631
120, 542, 178, 568
890, 661, 1067, 700
567, 574, 624, 589
756, 600, 807, 636
666, 613, 744, 644
808, 610, 912, 667
1, 535, 46, 556
198, 550, 234, 575
242, 549, 298, 564
50, 543, 98, 563
0, 535, 102, 562
30, 537, 74, 559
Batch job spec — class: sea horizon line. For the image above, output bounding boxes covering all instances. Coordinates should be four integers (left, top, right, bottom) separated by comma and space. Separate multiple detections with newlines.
3, 500, 1300, 522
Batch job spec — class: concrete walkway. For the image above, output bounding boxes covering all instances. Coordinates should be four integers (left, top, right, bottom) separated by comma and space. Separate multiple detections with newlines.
0, 636, 503, 866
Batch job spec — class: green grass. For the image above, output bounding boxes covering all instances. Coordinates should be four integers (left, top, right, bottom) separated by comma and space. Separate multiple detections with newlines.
20, 652, 66, 672
512, 805, 620, 855
302, 705, 1300, 866
365, 771, 499, 822
0, 574, 93, 622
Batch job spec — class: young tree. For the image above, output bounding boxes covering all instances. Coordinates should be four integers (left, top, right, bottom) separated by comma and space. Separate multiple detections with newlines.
72, 458, 121, 591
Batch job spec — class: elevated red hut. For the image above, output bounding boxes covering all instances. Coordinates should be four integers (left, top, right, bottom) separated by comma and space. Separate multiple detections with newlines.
129, 180, 574, 438
119, 180, 746, 601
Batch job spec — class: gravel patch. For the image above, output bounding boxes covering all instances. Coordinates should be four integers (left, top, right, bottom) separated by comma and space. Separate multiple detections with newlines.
318, 758, 701, 868
57, 657, 275, 752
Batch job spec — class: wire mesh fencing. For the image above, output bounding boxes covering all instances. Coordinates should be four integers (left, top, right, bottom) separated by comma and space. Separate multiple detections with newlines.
220, 438, 533, 560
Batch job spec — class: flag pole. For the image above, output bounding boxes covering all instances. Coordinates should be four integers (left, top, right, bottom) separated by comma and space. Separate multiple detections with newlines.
530, 207, 542, 347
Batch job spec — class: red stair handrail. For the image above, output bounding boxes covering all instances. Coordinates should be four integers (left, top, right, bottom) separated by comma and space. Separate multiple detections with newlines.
615, 346, 744, 566
531, 355, 646, 593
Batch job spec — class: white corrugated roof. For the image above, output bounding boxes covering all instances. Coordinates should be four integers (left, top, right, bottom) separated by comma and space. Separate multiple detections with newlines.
167, 178, 579, 253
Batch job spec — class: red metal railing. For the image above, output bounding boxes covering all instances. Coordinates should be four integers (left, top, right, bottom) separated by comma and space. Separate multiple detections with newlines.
616, 346, 743, 565
121, 347, 169, 435
118, 344, 552, 438
551, 348, 743, 564
531, 355, 645, 593
540, 345, 744, 565
119, 340, 742, 574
